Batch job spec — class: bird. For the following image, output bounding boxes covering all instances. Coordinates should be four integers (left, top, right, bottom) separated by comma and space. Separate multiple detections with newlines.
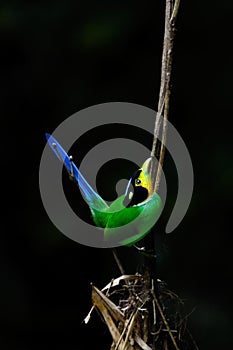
45, 133, 162, 246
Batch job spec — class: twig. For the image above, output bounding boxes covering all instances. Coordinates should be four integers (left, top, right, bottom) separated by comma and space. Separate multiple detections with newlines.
186, 328, 200, 350
145, 1, 181, 347
92, 285, 125, 323
92, 286, 122, 344
150, 0, 171, 161
150, 0, 181, 191
145, 0, 181, 274
151, 279, 157, 326
114, 310, 138, 350
112, 249, 125, 275
134, 334, 152, 350
170, 0, 181, 24
151, 289, 180, 350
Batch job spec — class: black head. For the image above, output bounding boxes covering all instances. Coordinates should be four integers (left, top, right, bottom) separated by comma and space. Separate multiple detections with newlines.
123, 163, 153, 207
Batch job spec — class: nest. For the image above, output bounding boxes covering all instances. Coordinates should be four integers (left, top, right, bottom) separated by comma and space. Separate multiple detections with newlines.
84, 274, 199, 350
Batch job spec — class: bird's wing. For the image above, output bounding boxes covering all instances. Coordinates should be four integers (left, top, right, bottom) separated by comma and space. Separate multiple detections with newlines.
46, 133, 109, 211
104, 193, 162, 246
104, 200, 143, 245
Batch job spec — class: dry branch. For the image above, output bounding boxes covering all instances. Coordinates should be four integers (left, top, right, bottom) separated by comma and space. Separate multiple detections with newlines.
87, 276, 197, 349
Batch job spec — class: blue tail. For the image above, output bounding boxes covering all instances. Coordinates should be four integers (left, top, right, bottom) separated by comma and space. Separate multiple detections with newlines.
46, 134, 109, 211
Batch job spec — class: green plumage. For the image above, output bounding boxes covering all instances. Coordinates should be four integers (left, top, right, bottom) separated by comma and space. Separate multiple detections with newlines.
46, 134, 162, 247
91, 193, 162, 246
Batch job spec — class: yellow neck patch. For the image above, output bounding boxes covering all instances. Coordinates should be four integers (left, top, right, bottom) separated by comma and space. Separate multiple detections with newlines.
135, 169, 153, 197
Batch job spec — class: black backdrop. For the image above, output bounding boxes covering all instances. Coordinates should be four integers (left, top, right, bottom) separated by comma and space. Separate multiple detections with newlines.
1, 1, 232, 349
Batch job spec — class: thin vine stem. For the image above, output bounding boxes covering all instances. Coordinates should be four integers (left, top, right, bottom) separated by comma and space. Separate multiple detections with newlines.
151, 0, 181, 192
144, 2, 181, 343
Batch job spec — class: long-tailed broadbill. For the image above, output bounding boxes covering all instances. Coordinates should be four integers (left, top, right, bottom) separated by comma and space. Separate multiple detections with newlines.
46, 134, 162, 246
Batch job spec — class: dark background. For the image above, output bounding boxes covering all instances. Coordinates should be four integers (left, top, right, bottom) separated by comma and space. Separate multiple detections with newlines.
1, 1, 232, 349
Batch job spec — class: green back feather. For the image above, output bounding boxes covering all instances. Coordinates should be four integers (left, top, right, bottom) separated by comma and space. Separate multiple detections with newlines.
91, 193, 162, 246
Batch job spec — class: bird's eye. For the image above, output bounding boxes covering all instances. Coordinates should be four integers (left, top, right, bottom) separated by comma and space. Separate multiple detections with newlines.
135, 179, 141, 185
